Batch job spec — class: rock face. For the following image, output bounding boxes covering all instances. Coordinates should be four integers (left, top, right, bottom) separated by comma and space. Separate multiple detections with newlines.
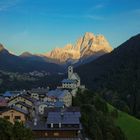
44, 32, 113, 64
0, 44, 5, 52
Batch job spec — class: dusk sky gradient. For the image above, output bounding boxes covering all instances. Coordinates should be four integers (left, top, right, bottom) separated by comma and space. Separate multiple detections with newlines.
0, 0, 140, 55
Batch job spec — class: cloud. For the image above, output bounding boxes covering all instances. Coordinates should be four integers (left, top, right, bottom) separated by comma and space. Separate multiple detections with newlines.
0, 0, 21, 12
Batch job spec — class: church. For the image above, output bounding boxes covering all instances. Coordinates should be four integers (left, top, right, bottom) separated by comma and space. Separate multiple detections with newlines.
61, 66, 84, 90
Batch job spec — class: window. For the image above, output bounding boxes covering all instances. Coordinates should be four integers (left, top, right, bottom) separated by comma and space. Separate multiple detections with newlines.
54, 132, 59, 136
73, 124, 79, 128
15, 116, 21, 120
48, 124, 51, 128
4, 116, 10, 120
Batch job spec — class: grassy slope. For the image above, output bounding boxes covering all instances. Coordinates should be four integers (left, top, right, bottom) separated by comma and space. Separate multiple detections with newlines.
108, 104, 140, 140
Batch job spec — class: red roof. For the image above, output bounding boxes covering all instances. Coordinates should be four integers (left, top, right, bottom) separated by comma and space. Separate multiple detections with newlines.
0, 98, 8, 107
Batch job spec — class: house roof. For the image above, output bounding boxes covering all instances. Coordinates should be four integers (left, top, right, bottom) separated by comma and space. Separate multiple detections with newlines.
3, 91, 26, 97
15, 101, 32, 108
29, 88, 49, 95
73, 73, 80, 80
44, 107, 80, 116
47, 112, 80, 124
39, 101, 64, 108
47, 89, 70, 99
8, 94, 36, 104
0, 97, 8, 107
26, 107, 82, 131
3, 91, 13, 97
0, 106, 28, 115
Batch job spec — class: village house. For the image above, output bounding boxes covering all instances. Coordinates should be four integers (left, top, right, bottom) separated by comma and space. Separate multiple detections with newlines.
8, 94, 35, 107
26, 107, 82, 139
46, 89, 72, 107
29, 87, 49, 101
38, 101, 64, 114
0, 106, 28, 124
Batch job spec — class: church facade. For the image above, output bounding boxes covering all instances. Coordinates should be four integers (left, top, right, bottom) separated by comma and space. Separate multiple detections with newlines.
61, 66, 85, 97
62, 66, 81, 89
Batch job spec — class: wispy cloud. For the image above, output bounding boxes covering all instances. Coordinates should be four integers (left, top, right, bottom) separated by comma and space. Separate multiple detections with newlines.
0, 0, 21, 12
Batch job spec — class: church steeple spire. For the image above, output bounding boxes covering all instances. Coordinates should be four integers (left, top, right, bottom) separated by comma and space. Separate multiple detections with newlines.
68, 66, 73, 79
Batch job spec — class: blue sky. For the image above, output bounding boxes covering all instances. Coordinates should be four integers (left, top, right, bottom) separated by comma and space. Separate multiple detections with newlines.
0, 0, 140, 55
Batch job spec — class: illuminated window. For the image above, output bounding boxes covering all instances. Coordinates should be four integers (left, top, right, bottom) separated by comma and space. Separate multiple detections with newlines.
54, 132, 59, 136
45, 132, 48, 136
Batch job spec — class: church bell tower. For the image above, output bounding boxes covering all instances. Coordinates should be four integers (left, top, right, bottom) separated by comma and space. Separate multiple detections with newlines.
68, 66, 73, 79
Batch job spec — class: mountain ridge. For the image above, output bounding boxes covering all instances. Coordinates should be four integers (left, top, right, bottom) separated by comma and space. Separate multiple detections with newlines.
42, 32, 113, 64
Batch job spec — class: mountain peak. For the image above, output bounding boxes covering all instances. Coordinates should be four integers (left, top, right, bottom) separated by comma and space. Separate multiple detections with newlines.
84, 32, 95, 40
20, 51, 33, 57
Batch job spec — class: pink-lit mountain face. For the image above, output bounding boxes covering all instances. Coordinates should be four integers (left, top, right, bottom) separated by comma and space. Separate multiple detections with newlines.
42, 32, 113, 64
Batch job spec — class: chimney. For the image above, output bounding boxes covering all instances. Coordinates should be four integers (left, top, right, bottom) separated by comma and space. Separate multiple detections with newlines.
59, 123, 61, 128
51, 123, 53, 128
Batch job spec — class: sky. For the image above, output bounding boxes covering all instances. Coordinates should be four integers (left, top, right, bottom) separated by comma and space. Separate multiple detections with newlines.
0, 0, 140, 55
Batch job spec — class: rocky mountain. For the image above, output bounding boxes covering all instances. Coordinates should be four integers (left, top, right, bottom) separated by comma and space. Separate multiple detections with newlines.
43, 32, 113, 64
0, 44, 64, 73
75, 34, 140, 117
0, 44, 4, 51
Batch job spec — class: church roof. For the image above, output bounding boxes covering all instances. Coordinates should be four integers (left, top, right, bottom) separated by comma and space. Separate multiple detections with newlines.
73, 73, 80, 80
61, 79, 77, 84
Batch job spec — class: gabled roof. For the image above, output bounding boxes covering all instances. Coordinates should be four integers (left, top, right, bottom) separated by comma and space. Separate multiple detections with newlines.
3, 91, 13, 97
3, 91, 26, 97
30, 88, 49, 95
47, 112, 80, 124
47, 89, 70, 99
73, 73, 80, 80
15, 101, 32, 108
0, 106, 28, 115
39, 101, 64, 108
8, 94, 36, 103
